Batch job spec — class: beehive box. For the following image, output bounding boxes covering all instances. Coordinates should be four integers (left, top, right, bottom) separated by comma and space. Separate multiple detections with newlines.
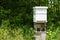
33, 6, 48, 23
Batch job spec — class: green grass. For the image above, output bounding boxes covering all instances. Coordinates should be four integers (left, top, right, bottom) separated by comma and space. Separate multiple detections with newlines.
0, 19, 34, 40
0, 26, 34, 40
46, 27, 60, 40
0, 19, 60, 40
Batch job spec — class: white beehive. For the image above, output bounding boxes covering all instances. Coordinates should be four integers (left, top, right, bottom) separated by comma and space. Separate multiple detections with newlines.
33, 6, 48, 23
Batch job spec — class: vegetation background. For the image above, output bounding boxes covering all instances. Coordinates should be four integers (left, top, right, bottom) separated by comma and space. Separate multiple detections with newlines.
0, 0, 60, 40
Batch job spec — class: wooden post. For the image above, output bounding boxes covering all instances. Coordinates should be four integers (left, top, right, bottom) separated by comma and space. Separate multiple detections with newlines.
33, 6, 48, 40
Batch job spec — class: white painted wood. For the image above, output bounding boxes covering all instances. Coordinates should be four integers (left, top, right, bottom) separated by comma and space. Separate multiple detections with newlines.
34, 31, 46, 40
34, 14, 47, 22
33, 6, 48, 22
35, 35, 41, 40
34, 9, 47, 13
33, 6, 48, 40
41, 31, 46, 40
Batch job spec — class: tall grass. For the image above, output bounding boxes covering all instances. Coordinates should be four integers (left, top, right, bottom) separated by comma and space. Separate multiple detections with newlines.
0, 19, 34, 40
46, 27, 60, 40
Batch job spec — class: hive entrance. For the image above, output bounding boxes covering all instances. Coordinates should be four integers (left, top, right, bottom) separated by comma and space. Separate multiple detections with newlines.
34, 23, 46, 32
37, 28, 40, 31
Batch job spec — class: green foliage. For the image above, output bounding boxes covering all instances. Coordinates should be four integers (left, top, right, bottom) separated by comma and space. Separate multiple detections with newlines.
0, 0, 60, 40
0, 20, 34, 40
46, 27, 59, 40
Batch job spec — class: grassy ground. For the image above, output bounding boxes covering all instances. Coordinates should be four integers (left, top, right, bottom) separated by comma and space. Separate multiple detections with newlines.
0, 20, 60, 40
46, 27, 60, 40
0, 26, 60, 40
0, 19, 34, 40
0, 26, 34, 40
